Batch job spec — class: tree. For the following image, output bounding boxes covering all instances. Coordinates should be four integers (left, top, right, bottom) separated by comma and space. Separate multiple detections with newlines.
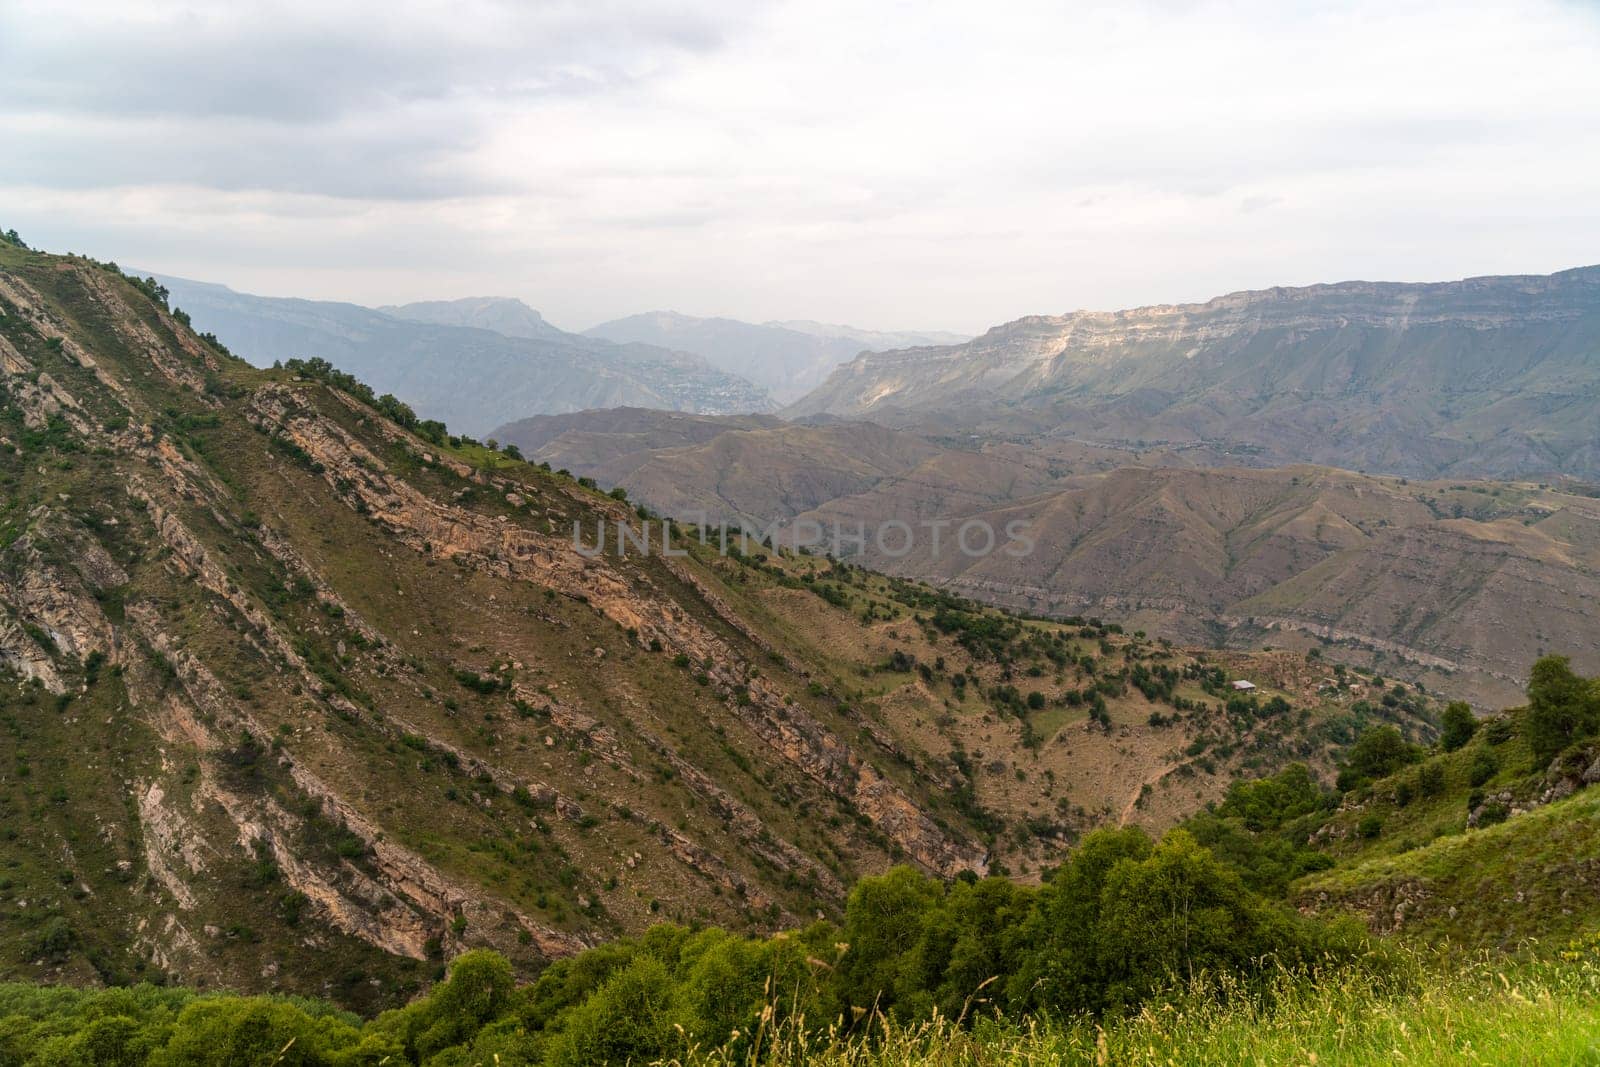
1525, 655, 1600, 760
1336, 725, 1422, 791
1007, 826, 1151, 1013
1439, 701, 1477, 752
1094, 829, 1315, 1009
543, 955, 677, 1067
835, 866, 944, 1016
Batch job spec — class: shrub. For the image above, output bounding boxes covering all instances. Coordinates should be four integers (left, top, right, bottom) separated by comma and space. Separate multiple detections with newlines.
1468, 749, 1499, 787
1440, 701, 1478, 751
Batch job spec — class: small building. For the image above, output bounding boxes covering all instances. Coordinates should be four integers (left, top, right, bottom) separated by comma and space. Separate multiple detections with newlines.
1231, 679, 1257, 691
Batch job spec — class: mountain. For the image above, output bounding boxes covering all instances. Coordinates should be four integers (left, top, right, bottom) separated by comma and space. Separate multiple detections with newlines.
789, 266, 1600, 481
493, 410, 1600, 710
770, 319, 969, 350
583, 311, 968, 404
0, 242, 1405, 1003
378, 296, 569, 342
151, 276, 774, 437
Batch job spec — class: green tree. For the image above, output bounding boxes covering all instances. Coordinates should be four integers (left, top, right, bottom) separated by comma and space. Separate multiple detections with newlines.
1336, 725, 1421, 790
1007, 826, 1152, 1013
148, 997, 361, 1066
405, 949, 516, 1061
1525, 655, 1600, 760
907, 876, 1032, 1019
835, 866, 944, 1016
542, 954, 677, 1067
1096, 830, 1287, 1006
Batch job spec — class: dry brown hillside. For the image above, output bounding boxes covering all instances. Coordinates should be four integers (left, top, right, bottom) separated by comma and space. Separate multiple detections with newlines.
497, 412, 1600, 710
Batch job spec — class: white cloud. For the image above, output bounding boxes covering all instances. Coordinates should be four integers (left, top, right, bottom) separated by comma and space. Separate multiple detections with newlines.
3, 0, 1597, 333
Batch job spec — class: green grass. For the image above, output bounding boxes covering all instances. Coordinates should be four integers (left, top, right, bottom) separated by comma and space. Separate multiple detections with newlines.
4, 945, 1598, 1065
671, 953, 1600, 1066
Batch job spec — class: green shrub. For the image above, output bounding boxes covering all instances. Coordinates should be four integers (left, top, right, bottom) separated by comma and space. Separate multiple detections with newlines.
1440, 701, 1478, 751
1468, 749, 1499, 787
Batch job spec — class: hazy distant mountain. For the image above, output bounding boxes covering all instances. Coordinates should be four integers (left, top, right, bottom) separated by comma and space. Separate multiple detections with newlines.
156, 277, 774, 435
766, 319, 969, 349
379, 295, 568, 341
789, 266, 1600, 480
583, 311, 968, 403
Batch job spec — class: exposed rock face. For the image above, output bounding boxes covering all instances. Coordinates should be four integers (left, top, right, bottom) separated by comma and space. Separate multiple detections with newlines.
247, 383, 984, 878
788, 265, 1600, 481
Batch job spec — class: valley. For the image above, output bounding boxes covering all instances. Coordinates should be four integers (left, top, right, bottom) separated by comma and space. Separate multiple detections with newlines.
496, 409, 1600, 710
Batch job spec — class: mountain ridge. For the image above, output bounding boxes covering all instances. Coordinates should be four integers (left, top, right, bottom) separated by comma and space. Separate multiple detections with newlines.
788, 265, 1600, 482
378, 296, 569, 342
496, 408, 1600, 710
150, 275, 775, 436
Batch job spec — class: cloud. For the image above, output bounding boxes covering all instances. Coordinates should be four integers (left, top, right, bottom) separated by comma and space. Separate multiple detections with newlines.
3, 0, 1598, 333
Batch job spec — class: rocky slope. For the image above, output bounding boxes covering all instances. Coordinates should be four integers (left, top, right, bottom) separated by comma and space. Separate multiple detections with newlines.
151, 276, 774, 436
0, 240, 1403, 1006
788, 266, 1600, 481
1291, 706, 1600, 950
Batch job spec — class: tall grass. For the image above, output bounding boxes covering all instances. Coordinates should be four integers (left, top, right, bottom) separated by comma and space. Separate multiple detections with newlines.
668, 949, 1600, 1066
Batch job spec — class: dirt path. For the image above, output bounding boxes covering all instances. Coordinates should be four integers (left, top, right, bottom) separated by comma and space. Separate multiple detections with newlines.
1118, 761, 1181, 827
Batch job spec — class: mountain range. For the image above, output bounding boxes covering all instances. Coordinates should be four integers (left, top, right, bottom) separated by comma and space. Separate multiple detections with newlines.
151, 280, 775, 436
494, 408, 1600, 711
789, 266, 1600, 481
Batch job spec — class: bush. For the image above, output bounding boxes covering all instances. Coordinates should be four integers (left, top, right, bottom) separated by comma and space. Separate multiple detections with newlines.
1440, 701, 1477, 752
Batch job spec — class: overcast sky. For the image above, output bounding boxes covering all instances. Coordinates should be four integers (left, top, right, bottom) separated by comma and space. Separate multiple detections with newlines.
3, 0, 1599, 334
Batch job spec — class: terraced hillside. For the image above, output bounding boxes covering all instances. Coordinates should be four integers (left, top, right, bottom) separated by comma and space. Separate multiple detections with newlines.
0, 239, 1430, 1007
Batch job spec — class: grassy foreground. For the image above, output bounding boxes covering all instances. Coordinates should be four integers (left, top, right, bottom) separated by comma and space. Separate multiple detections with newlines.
672, 953, 1600, 1067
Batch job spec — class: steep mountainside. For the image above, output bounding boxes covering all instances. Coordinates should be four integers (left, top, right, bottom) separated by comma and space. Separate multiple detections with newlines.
150, 276, 774, 436
789, 266, 1600, 480
494, 410, 1600, 709
0, 242, 1408, 1005
584, 311, 967, 404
